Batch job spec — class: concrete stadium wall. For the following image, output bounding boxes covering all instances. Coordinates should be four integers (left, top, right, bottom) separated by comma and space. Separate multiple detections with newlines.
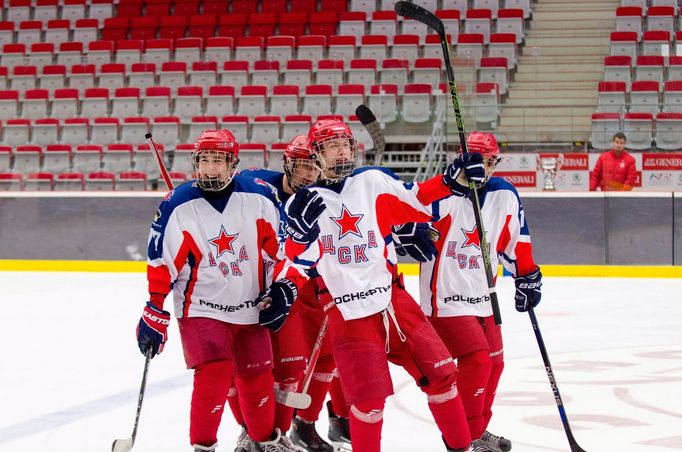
0, 192, 679, 265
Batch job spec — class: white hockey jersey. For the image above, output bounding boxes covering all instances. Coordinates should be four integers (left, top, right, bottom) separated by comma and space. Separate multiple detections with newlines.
284, 167, 453, 321
147, 175, 302, 325
420, 177, 538, 318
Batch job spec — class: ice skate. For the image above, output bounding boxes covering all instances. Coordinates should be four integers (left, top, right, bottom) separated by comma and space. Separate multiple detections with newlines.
470, 439, 494, 452
250, 428, 301, 452
234, 426, 251, 452
326, 401, 351, 451
481, 431, 512, 452
290, 417, 333, 451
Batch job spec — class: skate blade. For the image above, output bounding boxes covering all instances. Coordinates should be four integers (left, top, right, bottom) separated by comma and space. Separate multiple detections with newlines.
331, 441, 352, 452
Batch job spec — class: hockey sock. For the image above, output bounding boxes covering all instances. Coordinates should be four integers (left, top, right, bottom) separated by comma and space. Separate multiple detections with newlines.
426, 376, 472, 450
189, 359, 232, 446
274, 378, 299, 433
483, 360, 504, 428
297, 354, 336, 422
349, 398, 385, 452
226, 385, 244, 426
235, 370, 276, 443
329, 375, 350, 418
457, 349, 493, 439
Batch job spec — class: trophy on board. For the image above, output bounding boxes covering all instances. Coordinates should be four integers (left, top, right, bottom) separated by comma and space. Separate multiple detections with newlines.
538, 154, 564, 191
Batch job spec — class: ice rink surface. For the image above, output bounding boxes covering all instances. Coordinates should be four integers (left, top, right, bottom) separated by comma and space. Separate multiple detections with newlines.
1, 271, 681, 452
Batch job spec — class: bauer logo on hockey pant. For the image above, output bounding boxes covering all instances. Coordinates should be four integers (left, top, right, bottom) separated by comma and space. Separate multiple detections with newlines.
333, 284, 391, 304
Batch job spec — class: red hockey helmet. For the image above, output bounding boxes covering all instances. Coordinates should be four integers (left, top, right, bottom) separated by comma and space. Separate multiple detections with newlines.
308, 119, 358, 182
465, 131, 499, 158
284, 134, 313, 160
463, 131, 501, 186
283, 135, 319, 192
194, 129, 240, 156
192, 129, 240, 191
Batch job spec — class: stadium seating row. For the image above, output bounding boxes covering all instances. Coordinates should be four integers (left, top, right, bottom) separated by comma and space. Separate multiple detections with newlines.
603, 55, 682, 87
616, 5, 682, 36
610, 30, 682, 58
0, 171, 166, 191
0, 107, 389, 148
1, 0, 114, 25
0, 33, 519, 69
0, 82, 445, 121
597, 80, 682, 114
591, 111, 682, 151
0, 53, 509, 95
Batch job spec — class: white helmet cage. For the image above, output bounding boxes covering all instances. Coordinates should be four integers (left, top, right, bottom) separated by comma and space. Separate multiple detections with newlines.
312, 134, 359, 183
192, 149, 239, 191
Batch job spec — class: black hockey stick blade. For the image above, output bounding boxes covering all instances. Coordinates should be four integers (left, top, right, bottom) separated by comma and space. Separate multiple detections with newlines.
355, 104, 385, 165
395, 1, 444, 36
529, 309, 587, 452
111, 348, 153, 452
355, 103, 377, 126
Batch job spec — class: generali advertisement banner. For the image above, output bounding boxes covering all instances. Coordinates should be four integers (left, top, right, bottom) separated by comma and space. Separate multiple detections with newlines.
496, 152, 682, 191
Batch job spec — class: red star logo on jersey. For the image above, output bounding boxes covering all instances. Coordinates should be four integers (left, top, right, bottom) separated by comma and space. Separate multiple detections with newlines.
461, 226, 480, 250
209, 226, 239, 257
331, 205, 364, 240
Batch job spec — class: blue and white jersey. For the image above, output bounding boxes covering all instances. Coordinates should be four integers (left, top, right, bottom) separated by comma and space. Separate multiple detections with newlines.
146, 175, 302, 324
420, 176, 538, 318
284, 167, 453, 321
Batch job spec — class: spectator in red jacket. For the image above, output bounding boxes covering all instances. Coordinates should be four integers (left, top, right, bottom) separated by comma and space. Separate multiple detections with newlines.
590, 132, 637, 191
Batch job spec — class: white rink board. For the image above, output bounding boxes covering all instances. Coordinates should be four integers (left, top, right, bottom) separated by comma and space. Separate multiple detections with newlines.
0, 272, 681, 452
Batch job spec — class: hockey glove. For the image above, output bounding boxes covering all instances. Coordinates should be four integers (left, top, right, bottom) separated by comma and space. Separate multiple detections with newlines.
286, 188, 326, 244
514, 269, 542, 312
258, 278, 298, 332
392, 222, 440, 263
136, 301, 171, 358
442, 152, 485, 196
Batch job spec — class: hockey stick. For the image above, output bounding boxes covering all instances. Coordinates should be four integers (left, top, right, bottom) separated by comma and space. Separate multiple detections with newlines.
395, 1, 502, 325
145, 133, 174, 191
355, 104, 386, 165
529, 308, 587, 452
111, 348, 153, 452
112, 134, 171, 451
280, 109, 382, 408
281, 315, 329, 409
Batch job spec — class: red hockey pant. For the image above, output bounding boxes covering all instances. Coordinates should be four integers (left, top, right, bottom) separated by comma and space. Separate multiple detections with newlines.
329, 281, 471, 451
429, 314, 504, 440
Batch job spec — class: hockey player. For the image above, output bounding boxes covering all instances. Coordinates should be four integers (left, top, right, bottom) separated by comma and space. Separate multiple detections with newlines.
135, 129, 305, 452
282, 119, 486, 452
420, 131, 542, 452
233, 134, 346, 452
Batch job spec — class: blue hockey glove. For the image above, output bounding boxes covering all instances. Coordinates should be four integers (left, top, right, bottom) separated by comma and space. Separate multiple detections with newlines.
392, 223, 439, 262
136, 301, 171, 358
258, 278, 298, 332
514, 269, 542, 312
442, 152, 485, 196
286, 188, 326, 244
